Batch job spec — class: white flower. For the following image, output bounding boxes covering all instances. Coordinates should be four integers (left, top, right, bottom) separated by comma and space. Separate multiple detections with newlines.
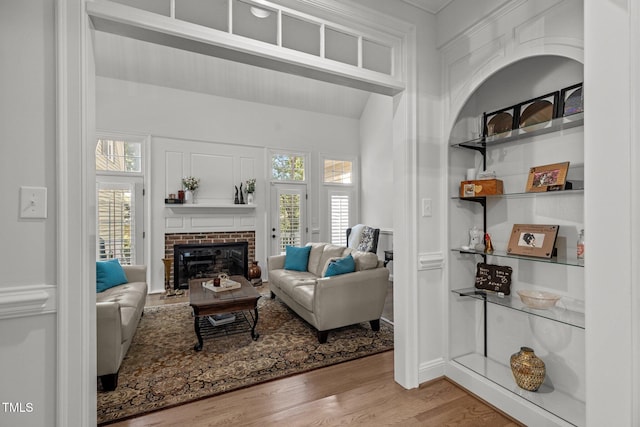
245, 178, 256, 193
182, 176, 200, 191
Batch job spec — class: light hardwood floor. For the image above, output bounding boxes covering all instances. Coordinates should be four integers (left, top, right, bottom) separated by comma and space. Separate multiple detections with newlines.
107, 351, 522, 426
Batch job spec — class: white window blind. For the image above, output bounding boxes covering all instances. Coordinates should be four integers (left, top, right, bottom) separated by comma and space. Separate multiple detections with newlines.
330, 194, 350, 246
279, 193, 302, 252
97, 184, 136, 265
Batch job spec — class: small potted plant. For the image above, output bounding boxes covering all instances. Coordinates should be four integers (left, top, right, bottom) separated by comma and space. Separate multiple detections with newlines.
245, 178, 256, 204
182, 176, 200, 204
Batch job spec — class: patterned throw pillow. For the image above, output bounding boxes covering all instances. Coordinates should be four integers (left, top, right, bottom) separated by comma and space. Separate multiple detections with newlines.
357, 226, 376, 252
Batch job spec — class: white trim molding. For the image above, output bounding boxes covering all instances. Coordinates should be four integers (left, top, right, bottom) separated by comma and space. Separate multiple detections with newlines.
0, 285, 56, 320
418, 251, 444, 271
419, 357, 446, 383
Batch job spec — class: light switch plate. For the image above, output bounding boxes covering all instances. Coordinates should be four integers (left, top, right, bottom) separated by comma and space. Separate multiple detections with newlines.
20, 186, 47, 219
422, 198, 432, 217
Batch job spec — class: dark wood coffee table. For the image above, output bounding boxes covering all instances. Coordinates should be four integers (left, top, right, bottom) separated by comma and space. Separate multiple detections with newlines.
189, 275, 260, 351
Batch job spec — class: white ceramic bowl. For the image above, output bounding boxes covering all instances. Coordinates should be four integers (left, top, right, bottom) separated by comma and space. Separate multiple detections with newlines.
517, 290, 561, 310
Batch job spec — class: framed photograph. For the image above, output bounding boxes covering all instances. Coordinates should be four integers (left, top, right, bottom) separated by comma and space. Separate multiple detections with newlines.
507, 224, 560, 259
560, 83, 583, 117
516, 92, 559, 130
484, 106, 517, 137
525, 161, 570, 192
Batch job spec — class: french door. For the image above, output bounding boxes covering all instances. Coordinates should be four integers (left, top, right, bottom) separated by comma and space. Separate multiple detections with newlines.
270, 183, 307, 255
96, 176, 144, 264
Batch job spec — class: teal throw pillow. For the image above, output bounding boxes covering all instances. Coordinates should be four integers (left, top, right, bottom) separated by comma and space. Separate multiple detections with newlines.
284, 245, 312, 272
96, 259, 128, 293
324, 254, 356, 277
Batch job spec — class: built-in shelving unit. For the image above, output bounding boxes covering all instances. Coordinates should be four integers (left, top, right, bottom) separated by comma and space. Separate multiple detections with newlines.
448, 97, 585, 425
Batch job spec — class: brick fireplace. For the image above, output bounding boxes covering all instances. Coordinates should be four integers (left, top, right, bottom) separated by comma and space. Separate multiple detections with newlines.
164, 231, 256, 289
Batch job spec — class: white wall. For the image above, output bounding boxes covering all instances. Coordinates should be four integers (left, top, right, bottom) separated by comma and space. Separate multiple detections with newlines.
584, 1, 635, 425
0, 0, 57, 425
360, 93, 393, 260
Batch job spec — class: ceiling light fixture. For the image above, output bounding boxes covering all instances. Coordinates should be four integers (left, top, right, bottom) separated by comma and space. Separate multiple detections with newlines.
250, 6, 271, 18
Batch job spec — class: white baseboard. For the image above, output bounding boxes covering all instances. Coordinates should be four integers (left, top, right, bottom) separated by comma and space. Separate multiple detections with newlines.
418, 357, 446, 383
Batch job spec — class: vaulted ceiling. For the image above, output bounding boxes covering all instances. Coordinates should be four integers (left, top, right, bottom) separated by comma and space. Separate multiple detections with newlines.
92, 0, 447, 119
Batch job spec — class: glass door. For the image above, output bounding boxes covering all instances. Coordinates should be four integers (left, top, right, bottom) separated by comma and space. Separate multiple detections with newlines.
271, 184, 307, 255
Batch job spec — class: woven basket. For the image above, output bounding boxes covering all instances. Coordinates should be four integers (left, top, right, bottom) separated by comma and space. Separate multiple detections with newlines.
510, 346, 546, 391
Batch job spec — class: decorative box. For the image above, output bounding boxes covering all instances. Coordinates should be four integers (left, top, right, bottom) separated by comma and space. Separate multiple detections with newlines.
460, 179, 504, 197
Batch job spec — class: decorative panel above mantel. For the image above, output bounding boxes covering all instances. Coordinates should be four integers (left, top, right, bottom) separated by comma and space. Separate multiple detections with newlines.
154, 136, 264, 234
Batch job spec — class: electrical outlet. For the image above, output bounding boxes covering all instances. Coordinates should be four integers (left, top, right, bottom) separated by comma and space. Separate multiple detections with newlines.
20, 186, 47, 219
422, 198, 432, 217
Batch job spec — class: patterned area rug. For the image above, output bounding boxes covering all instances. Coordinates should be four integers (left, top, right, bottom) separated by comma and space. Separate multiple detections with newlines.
97, 295, 394, 425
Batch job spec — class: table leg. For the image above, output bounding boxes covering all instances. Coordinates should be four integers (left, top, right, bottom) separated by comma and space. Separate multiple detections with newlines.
251, 307, 259, 341
194, 315, 203, 351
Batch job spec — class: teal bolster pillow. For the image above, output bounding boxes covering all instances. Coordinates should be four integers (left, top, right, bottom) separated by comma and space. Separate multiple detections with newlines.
96, 259, 128, 293
284, 245, 312, 272
324, 254, 356, 277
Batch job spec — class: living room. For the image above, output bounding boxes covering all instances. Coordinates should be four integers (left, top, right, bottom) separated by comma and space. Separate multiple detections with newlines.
3, 0, 640, 426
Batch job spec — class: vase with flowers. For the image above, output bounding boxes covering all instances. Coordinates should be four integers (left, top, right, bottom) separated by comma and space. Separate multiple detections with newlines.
245, 178, 256, 205
182, 176, 200, 204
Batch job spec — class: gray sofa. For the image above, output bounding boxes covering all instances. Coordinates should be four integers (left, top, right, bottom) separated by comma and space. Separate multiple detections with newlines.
267, 243, 389, 343
96, 264, 147, 391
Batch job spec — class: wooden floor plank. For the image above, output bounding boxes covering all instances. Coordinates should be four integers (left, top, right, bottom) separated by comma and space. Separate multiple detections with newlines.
107, 351, 523, 427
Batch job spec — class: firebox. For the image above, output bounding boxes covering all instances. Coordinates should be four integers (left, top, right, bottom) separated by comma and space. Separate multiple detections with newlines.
173, 242, 248, 289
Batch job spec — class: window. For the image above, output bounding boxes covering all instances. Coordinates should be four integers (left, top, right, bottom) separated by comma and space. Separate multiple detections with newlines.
330, 193, 349, 246
96, 137, 145, 265
96, 139, 142, 173
272, 153, 305, 181
323, 157, 355, 245
324, 159, 353, 184
97, 183, 135, 264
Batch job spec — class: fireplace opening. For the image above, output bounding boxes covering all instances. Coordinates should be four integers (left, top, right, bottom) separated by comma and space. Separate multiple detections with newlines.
173, 242, 248, 289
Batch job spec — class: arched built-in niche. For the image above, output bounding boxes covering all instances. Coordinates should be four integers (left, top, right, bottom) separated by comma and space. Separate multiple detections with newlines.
446, 54, 586, 426
449, 55, 583, 146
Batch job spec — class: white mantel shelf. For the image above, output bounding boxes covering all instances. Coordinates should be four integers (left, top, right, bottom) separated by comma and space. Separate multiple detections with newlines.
165, 203, 256, 210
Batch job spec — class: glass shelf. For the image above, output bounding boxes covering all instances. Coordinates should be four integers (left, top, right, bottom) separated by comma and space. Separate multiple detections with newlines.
451, 248, 584, 268
450, 113, 584, 150
451, 287, 585, 329
452, 353, 585, 426
451, 188, 583, 202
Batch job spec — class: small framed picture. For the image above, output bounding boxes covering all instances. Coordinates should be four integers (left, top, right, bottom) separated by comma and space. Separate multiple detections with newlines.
516, 92, 559, 129
525, 161, 570, 193
560, 83, 583, 117
507, 224, 560, 259
484, 106, 516, 137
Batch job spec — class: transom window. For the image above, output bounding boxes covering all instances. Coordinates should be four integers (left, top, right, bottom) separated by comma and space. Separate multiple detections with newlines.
271, 153, 305, 181
96, 139, 142, 173
324, 159, 353, 184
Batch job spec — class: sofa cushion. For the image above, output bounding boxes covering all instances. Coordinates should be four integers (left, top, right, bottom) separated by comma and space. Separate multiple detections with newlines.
316, 244, 348, 277
269, 269, 316, 294
351, 251, 380, 271
96, 282, 147, 308
284, 245, 312, 271
293, 284, 315, 312
96, 259, 129, 293
324, 254, 356, 277
306, 243, 327, 276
